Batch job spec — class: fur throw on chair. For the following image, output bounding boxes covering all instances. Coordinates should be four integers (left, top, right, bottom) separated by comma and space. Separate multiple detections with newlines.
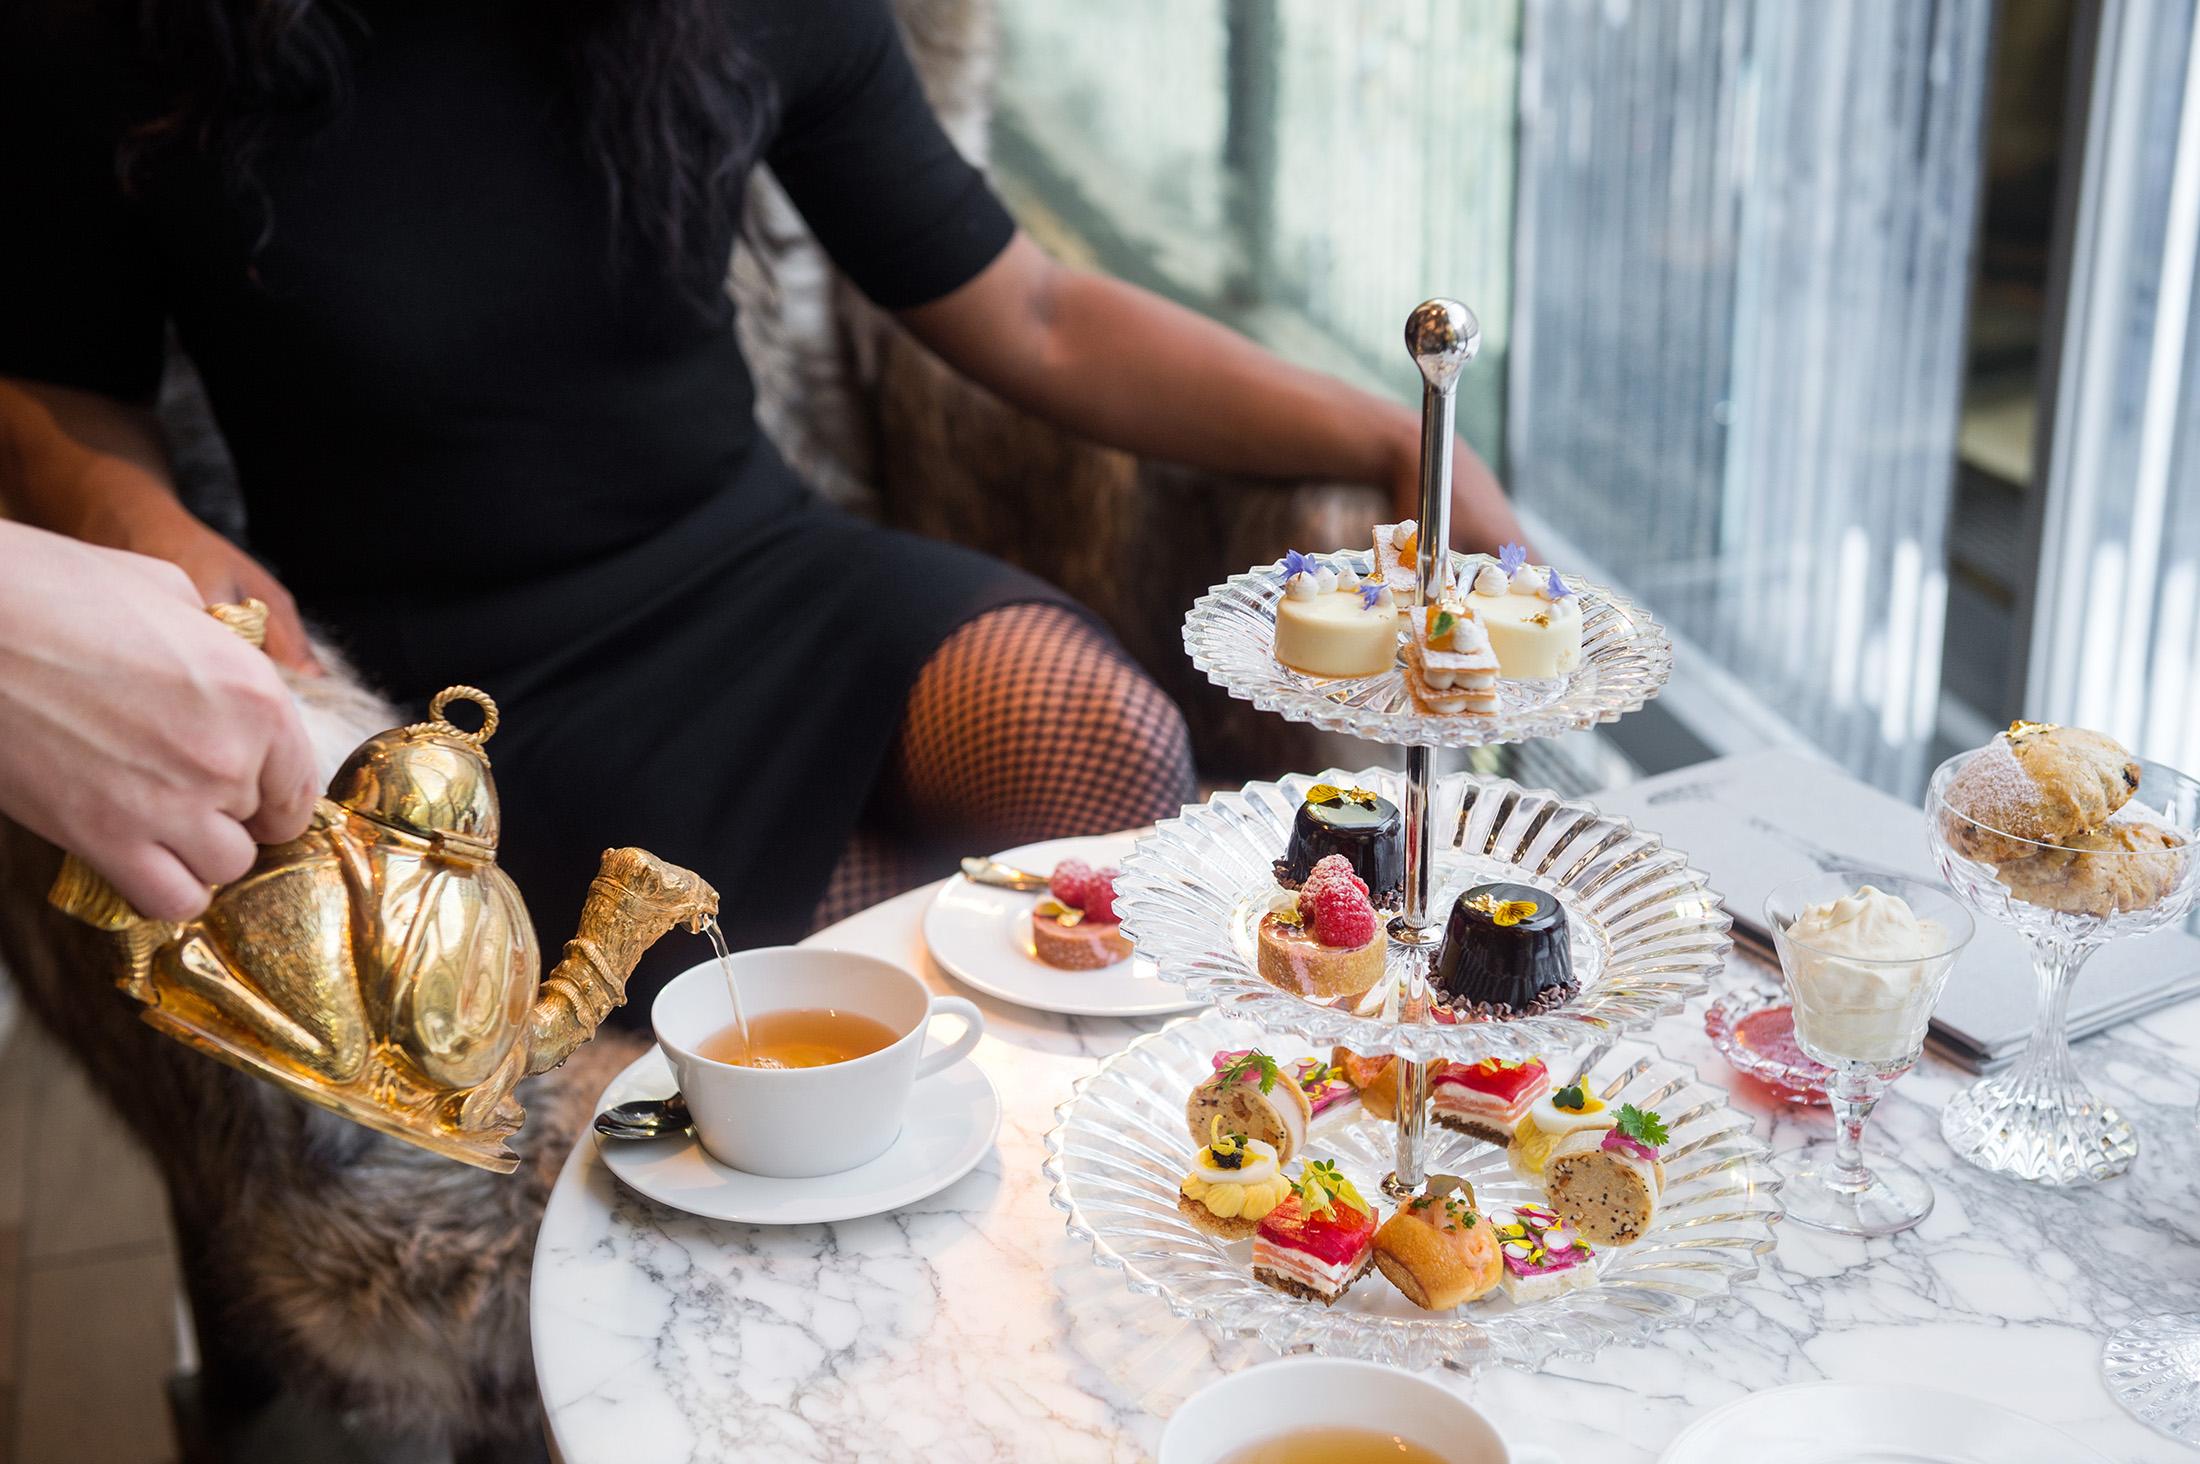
0, 660, 647, 1454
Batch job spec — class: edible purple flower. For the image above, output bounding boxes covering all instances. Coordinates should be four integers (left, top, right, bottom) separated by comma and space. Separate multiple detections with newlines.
1497, 543, 1528, 577
1359, 583, 1385, 610
1283, 549, 1315, 579
1544, 567, 1574, 600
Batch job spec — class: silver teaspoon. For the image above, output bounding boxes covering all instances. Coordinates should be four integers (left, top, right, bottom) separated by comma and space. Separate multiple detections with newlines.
593, 1093, 692, 1141
959, 856, 1050, 892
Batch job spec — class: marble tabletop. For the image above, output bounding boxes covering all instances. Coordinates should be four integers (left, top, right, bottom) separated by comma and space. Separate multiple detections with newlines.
531, 879, 2200, 1463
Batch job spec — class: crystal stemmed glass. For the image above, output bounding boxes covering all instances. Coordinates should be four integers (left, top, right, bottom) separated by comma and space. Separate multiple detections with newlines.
1765, 873, 1974, 1235
1926, 753, 2200, 1186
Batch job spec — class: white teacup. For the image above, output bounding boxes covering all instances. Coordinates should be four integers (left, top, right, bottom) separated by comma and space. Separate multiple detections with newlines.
653, 947, 983, 1178
1160, 1358, 1552, 1464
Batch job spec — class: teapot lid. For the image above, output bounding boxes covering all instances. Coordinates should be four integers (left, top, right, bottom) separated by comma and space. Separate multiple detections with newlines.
328, 686, 504, 854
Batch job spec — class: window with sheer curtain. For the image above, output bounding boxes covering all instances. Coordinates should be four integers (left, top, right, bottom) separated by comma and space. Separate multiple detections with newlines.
991, 0, 1994, 795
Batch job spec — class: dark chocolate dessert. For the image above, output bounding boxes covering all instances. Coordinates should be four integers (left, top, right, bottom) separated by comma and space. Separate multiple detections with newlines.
1274, 784, 1404, 909
1432, 882, 1577, 1018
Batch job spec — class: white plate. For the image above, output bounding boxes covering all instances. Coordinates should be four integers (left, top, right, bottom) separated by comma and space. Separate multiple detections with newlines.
595, 1046, 999, 1225
924, 833, 1204, 1018
1659, 1382, 2114, 1463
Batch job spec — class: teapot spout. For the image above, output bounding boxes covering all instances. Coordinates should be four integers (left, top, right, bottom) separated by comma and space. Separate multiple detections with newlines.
524, 848, 720, 1076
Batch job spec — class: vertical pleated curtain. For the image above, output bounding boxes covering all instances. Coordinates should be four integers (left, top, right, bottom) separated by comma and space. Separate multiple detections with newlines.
2028, 0, 2200, 775
1508, 0, 1996, 795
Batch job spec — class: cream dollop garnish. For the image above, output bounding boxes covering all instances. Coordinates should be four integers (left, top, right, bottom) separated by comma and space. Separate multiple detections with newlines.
1187, 1138, 1280, 1188
1474, 562, 1509, 597
1334, 566, 1363, 593
1284, 571, 1318, 601
1784, 885, 1952, 1063
1510, 564, 1544, 594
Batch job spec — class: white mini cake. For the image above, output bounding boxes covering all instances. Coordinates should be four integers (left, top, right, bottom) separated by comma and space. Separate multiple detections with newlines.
1466, 545, 1584, 679
1403, 599, 1499, 715
1272, 552, 1399, 679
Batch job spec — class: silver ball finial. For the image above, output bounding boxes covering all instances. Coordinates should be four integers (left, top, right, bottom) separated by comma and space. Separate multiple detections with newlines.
1405, 298, 1481, 394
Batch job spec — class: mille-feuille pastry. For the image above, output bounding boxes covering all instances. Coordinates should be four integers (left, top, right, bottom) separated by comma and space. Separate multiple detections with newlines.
1993, 818, 2187, 918
1403, 599, 1500, 715
1509, 1072, 1614, 1179
1463, 543, 1584, 679
1271, 551, 1401, 679
1493, 1203, 1599, 1304
1188, 1050, 1315, 1163
1031, 859, 1132, 970
1177, 1120, 1292, 1241
1941, 720, 2142, 864
1432, 883, 1578, 1020
1255, 855, 1389, 1001
1372, 1175, 1503, 1310
1544, 1104, 1668, 1246
1430, 1056, 1553, 1144
1253, 1160, 1377, 1305
1274, 783, 1405, 910
1371, 520, 1422, 604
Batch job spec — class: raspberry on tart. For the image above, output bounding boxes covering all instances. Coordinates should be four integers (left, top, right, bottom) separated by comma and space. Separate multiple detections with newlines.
1256, 854, 1388, 1001
1031, 859, 1133, 970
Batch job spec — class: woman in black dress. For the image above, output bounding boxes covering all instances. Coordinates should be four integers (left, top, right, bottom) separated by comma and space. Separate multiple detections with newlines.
0, 0, 1523, 1006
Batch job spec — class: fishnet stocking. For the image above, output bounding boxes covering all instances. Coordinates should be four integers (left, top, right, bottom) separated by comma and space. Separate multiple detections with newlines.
812, 602, 1195, 928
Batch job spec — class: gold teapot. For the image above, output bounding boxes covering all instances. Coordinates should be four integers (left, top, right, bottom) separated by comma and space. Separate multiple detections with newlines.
49, 652, 719, 1172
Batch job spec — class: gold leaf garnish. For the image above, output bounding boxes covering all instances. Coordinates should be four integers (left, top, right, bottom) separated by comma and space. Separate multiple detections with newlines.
2008, 719, 2056, 740
1466, 891, 1539, 926
1035, 898, 1083, 926
1305, 783, 1378, 809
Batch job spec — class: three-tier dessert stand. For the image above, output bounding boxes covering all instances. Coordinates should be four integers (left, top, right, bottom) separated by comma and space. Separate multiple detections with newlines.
1046, 301, 1778, 1371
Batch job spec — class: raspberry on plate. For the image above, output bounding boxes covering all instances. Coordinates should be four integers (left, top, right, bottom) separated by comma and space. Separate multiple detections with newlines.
1047, 859, 1097, 910
1084, 867, 1121, 923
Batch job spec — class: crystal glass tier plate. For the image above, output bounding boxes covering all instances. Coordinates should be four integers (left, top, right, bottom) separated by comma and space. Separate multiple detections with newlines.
1185, 550, 1673, 749
1044, 1010, 1783, 1373
1114, 768, 1730, 1065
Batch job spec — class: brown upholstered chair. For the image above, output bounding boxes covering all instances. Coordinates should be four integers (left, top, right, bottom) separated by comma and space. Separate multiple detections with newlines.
0, 2, 1382, 1459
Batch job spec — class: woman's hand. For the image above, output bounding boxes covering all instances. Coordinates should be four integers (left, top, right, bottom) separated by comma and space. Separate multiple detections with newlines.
0, 522, 320, 922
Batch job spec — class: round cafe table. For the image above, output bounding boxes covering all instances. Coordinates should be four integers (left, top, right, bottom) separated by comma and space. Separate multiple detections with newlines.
531, 875, 2200, 1462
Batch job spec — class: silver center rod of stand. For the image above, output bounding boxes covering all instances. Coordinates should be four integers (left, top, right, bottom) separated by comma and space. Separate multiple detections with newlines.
1385, 299, 1481, 1199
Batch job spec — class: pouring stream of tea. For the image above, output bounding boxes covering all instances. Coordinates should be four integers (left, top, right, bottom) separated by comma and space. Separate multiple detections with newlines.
701, 916, 764, 1066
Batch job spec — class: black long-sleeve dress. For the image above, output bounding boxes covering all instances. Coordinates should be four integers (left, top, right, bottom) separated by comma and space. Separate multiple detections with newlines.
0, 0, 1075, 1008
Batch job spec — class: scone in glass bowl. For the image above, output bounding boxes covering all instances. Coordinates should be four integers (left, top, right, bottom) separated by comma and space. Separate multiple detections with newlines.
1926, 752, 2200, 1185
1764, 874, 1973, 1235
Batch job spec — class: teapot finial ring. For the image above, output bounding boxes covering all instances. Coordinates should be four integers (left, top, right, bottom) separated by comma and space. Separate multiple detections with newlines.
418, 685, 500, 746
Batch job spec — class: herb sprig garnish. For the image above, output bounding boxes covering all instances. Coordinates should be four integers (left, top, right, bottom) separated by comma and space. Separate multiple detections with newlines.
1615, 1104, 1669, 1148
1217, 1050, 1283, 1094
1551, 1076, 1593, 1112
1294, 1159, 1369, 1220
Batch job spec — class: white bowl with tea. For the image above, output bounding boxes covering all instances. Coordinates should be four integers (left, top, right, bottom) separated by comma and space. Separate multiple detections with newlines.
652, 947, 983, 1178
1160, 1357, 1548, 1464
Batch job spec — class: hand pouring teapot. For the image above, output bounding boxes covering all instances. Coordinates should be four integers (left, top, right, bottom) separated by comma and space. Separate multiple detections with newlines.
48, 602, 719, 1172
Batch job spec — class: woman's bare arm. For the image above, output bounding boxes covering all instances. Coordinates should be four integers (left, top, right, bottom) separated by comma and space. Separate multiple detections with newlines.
896, 234, 1526, 551
0, 378, 320, 669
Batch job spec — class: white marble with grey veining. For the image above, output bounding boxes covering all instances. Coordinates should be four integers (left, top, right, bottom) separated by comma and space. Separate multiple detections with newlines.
533, 877, 2200, 1464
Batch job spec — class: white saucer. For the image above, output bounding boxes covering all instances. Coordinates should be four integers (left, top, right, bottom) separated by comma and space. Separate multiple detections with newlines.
1659, 1382, 2113, 1463
595, 1047, 1000, 1225
924, 833, 1204, 1018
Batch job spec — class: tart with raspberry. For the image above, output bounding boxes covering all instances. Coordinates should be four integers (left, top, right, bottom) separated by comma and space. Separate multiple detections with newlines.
1256, 855, 1388, 1001
1252, 1160, 1377, 1305
1031, 860, 1132, 970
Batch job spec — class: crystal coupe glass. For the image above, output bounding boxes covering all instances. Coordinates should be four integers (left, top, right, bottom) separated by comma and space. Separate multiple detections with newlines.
1766, 873, 1973, 1235
1927, 752, 2200, 1186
